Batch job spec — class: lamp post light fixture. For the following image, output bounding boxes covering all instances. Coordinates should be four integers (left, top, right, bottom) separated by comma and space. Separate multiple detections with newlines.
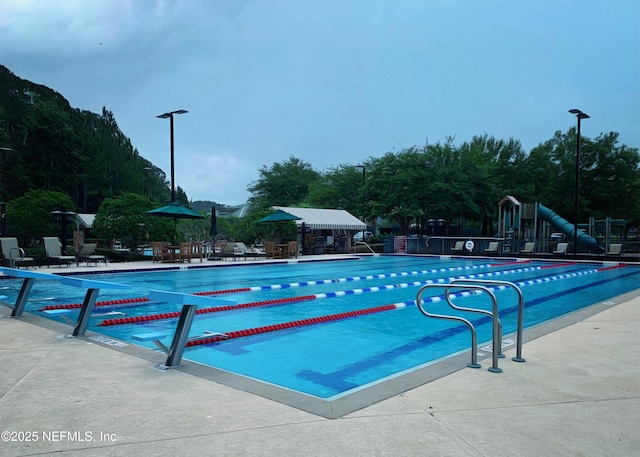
354, 165, 367, 244
568, 108, 590, 257
51, 209, 77, 254
156, 109, 188, 202
142, 166, 152, 195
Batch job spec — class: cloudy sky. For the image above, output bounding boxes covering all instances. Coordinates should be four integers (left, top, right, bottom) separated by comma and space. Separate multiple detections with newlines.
1, 0, 638, 205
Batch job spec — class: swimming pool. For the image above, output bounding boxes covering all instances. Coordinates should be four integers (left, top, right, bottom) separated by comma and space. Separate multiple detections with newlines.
5, 256, 639, 417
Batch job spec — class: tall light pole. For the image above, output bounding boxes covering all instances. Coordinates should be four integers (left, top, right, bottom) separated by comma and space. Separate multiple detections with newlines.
156, 110, 188, 202
355, 165, 366, 244
0, 147, 14, 236
568, 109, 590, 257
142, 166, 152, 195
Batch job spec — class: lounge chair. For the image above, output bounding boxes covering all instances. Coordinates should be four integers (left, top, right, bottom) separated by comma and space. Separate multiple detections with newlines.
450, 241, 464, 252
237, 242, 266, 260
0, 237, 35, 269
219, 242, 238, 260
553, 242, 569, 255
606, 244, 622, 256
220, 242, 266, 260
43, 237, 75, 267
521, 242, 535, 255
151, 242, 172, 263
485, 241, 500, 253
77, 243, 107, 266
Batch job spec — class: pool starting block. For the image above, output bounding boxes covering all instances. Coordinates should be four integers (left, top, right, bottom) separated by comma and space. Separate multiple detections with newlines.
0, 267, 130, 337
145, 290, 232, 369
1, 268, 62, 318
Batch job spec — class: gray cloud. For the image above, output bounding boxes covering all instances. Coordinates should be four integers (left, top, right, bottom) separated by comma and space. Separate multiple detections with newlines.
1, 0, 638, 205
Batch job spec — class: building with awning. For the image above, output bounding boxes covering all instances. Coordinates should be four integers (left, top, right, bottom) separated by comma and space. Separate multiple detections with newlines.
273, 207, 366, 254
273, 207, 365, 231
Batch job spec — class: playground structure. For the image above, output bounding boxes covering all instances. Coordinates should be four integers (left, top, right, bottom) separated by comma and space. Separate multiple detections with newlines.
497, 195, 619, 255
410, 195, 637, 257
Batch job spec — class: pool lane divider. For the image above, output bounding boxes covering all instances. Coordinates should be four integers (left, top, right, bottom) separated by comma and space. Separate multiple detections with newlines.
98, 294, 318, 326
598, 263, 626, 272
105, 263, 628, 346
540, 262, 576, 269
184, 263, 618, 348
41, 296, 151, 311
42, 261, 502, 310
192, 262, 502, 296
39, 259, 579, 313
97, 263, 562, 327
184, 265, 605, 347
184, 303, 402, 347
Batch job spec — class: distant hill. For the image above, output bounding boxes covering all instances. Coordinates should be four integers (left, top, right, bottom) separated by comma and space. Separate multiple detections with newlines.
191, 201, 218, 212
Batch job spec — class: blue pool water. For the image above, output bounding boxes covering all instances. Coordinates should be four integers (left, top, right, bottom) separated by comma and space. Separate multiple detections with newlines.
5, 256, 639, 399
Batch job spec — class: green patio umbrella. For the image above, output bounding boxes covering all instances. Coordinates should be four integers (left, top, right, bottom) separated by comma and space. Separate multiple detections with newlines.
256, 209, 301, 223
147, 201, 205, 219
147, 202, 204, 244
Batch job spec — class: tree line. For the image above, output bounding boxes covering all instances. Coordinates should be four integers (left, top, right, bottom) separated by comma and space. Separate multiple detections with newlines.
247, 133, 640, 237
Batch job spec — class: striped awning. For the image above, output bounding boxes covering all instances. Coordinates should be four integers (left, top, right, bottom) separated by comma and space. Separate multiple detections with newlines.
273, 207, 366, 231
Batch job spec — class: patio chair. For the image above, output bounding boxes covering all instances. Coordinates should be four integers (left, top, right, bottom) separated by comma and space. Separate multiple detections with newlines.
77, 243, 107, 266
151, 242, 172, 263
485, 241, 500, 253
178, 242, 193, 263
186, 242, 204, 262
43, 237, 75, 267
450, 241, 464, 252
0, 237, 35, 269
264, 241, 283, 259
288, 241, 298, 258
553, 242, 569, 255
521, 242, 535, 255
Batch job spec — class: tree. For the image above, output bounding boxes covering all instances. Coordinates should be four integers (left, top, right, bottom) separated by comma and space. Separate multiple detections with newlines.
92, 193, 173, 250
363, 148, 427, 235
522, 129, 640, 226
247, 156, 321, 210
579, 132, 640, 224
6, 189, 75, 246
0, 66, 173, 212
306, 164, 365, 212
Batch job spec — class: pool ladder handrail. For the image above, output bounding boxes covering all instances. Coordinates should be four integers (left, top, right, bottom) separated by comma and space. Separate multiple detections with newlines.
354, 241, 376, 254
416, 283, 502, 372
448, 279, 525, 363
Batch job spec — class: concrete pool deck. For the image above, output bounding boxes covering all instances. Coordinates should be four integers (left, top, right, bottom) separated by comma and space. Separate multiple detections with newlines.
1, 257, 639, 456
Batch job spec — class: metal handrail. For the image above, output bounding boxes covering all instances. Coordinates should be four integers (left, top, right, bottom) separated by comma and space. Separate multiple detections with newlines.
449, 279, 525, 362
354, 241, 375, 254
443, 285, 504, 360
416, 284, 502, 372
